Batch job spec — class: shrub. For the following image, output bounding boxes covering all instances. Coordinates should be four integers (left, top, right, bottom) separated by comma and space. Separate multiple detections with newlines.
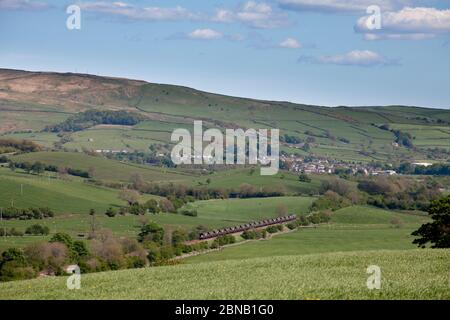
265, 226, 279, 234
105, 207, 117, 217
178, 208, 198, 217
212, 235, 236, 247
241, 229, 263, 240
129, 203, 147, 215
0, 228, 24, 237
25, 224, 50, 235
145, 199, 160, 214
287, 222, 297, 230
126, 255, 147, 268
0, 263, 35, 282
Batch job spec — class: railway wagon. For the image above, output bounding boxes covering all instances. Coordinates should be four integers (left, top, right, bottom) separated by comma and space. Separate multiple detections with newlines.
199, 215, 297, 240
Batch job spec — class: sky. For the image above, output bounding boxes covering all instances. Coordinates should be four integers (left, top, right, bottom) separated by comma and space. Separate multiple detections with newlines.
1, 0, 450, 109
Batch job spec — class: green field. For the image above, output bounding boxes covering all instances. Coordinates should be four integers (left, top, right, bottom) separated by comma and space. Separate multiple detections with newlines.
200, 168, 323, 194
0, 168, 129, 213
185, 206, 428, 264
12, 152, 193, 183
0, 249, 448, 299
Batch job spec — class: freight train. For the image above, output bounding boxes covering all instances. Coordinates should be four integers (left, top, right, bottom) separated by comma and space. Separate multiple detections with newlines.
199, 215, 297, 240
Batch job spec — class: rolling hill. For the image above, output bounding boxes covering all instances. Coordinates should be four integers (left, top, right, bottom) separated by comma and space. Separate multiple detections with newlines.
1, 68, 450, 163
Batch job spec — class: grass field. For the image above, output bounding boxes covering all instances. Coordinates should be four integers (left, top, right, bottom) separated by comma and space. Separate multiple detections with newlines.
0, 249, 448, 299
199, 168, 323, 194
12, 152, 193, 183
185, 206, 428, 264
0, 168, 129, 213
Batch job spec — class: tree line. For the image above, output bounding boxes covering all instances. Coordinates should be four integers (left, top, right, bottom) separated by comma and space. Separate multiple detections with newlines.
44, 110, 146, 132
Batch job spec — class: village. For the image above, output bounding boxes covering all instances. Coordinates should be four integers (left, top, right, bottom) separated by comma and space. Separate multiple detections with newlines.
280, 154, 398, 176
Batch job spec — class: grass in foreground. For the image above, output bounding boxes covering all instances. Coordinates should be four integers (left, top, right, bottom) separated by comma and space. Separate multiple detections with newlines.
0, 249, 448, 300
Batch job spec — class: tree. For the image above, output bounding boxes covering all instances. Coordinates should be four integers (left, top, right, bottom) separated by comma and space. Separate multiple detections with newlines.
138, 222, 164, 245
159, 198, 175, 213
118, 189, 140, 205
22, 162, 33, 174
412, 195, 450, 248
171, 229, 187, 246
31, 162, 45, 175
145, 199, 159, 214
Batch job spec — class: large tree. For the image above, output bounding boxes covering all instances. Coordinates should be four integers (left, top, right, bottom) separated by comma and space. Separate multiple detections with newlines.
412, 195, 450, 248
118, 189, 140, 205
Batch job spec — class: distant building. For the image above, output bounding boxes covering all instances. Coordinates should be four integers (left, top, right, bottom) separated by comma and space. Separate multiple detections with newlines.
413, 162, 433, 167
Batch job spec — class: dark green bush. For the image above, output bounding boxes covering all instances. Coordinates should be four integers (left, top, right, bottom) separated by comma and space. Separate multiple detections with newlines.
25, 224, 50, 235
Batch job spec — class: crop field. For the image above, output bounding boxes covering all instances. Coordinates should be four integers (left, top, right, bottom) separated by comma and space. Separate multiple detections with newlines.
0, 249, 448, 300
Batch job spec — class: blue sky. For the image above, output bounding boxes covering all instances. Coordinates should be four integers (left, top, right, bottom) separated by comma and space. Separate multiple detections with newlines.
1, 0, 450, 109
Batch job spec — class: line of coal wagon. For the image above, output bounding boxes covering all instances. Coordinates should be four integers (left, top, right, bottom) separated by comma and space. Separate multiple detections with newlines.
199, 214, 297, 240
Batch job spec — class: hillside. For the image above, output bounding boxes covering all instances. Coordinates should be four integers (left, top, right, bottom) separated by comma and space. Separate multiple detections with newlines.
1, 69, 450, 162
0, 249, 448, 299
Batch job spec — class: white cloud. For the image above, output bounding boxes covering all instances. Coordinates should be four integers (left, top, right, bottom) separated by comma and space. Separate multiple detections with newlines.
213, 1, 288, 28
278, 0, 409, 14
0, 0, 48, 10
299, 50, 396, 66
356, 7, 450, 40
188, 29, 223, 40
77, 1, 198, 21
279, 37, 301, 48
